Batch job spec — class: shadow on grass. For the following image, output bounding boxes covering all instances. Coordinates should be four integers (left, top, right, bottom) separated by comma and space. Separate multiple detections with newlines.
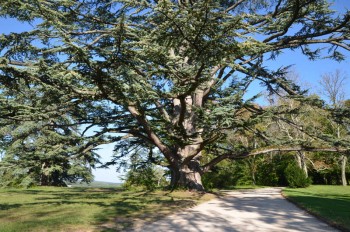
0, 203, 22, 210
95, 198, 198, 232
1, 187, 124, 195
0, 187, 201, 232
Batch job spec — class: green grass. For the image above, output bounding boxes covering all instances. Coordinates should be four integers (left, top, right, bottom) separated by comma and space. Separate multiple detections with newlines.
283, 185, 350, 231
0, 187, 215, 232
69, 181, 122, 188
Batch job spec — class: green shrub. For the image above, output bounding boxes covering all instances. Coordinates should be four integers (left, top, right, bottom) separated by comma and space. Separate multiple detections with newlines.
123, 163, 168, 191
284, 163, 311, 188
202, 159, 252, 189
256, 162, 280, 186
123, 165, 156, 191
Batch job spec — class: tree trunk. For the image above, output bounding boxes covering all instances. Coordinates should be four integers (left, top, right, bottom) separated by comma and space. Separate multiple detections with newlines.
251, 171, 256, 186
40, 162, 49, 186
169, 160, 205, 191
178, 160, 204, 191
169, 93, 205, 191
248, 156, 257, 185
169, 144, 205, 191
295, 151, 308, 177
341, 155, 347, 186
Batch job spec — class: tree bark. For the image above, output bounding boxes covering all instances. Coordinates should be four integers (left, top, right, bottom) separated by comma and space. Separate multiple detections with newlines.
295, 151, 308, 177
178, 159, 204, 191
169, 159, 204, 191
174, 144, 205, 191
169, 92, 206, 191
341, 154, 348, 186
40, 162, 49, 186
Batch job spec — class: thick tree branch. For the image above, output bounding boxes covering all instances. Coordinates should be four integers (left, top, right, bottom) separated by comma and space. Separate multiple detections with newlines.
224, 0, 247, 13
263, 0, 301, 43
127, 104, 176, 164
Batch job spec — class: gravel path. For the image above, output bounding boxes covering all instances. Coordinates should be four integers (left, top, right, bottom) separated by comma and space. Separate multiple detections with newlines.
133, 187, 338, 232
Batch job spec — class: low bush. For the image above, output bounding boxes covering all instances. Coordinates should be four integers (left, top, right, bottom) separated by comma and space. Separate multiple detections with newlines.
284, 163, 311, 188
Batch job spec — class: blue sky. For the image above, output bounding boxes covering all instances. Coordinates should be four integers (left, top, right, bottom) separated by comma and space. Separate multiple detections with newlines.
1, 1, 349, 183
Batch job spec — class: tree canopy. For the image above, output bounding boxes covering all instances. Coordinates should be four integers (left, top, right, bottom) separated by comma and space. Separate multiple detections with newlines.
0, 0, 350, 190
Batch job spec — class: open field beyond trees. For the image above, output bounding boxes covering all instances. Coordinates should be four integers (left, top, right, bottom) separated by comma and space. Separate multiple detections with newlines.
283, 185, 350, 231
0, 187, 214, 232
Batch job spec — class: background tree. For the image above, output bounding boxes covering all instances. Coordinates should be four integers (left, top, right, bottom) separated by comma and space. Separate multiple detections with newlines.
0, 82, 99, 187
0, 0, 350, 190
319, 70, 349, 186
0, 122, 98, 187
265, 70, 316, 177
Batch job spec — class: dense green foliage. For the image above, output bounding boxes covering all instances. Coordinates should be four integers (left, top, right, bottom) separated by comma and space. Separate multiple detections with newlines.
256, 159, 281, 186
0, 0, 349, 190
0, 113, 98, 187
0, 78, 99, 187
284, 163, 311, 188
202, 159, 252, 189
203, 152, 347, 189
123, 160, 167, 191
308, 151, 350, 185
283, 185, 350, 231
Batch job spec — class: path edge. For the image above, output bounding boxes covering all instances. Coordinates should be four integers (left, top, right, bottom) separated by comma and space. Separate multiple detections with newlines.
280, 189, 348, 232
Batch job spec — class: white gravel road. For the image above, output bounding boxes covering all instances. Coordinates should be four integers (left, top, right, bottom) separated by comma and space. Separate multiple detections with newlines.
133, 187, 338, 232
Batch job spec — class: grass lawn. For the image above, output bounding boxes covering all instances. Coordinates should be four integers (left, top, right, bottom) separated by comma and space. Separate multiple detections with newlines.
0, 187, 215, 232
283, 185, 350, 231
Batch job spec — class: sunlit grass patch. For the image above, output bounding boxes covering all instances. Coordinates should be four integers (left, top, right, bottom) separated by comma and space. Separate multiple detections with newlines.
283, 185, 350, 231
